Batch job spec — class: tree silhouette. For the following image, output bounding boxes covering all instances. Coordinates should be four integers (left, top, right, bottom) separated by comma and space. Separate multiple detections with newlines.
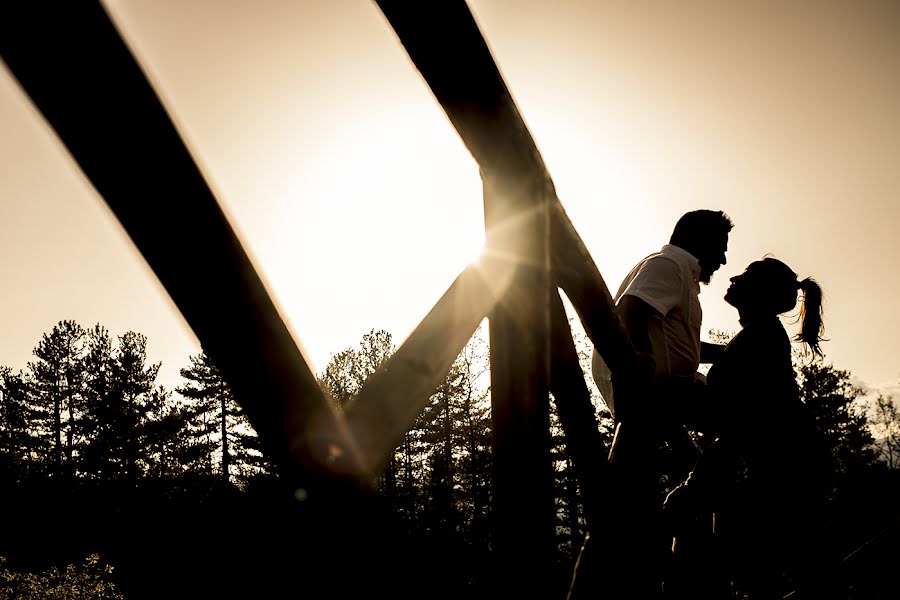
799, 362, 875, 476
80, 327, 163, 480
27, 320, 86, 478
176, 350, 269, 485
871, 390, 900, 470
0, 367, 32, 485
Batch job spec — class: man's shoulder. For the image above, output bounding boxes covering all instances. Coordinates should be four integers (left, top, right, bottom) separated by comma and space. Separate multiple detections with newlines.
631, 253, 684, 282
617, 251, 692, 315
658, 244, 700, 266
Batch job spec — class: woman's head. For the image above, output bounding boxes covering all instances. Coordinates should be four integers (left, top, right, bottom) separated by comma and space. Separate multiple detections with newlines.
725, 257, 825, 357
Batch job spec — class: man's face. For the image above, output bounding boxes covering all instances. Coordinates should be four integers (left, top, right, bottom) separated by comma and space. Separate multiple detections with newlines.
697, 232, 729, 284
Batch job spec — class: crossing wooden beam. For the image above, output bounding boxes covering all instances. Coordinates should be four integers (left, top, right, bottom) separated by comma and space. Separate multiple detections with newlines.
0, 1, 361, 489
374, 1, 637, 375
548, 290, 612, 533
375, 2, 642, 594
4, 0, 644, 595
345, 255, 511, 476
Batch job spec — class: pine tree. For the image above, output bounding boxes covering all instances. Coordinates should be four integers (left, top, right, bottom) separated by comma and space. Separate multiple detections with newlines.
549, 396, 585, 565
318, 329, 431, 526
113, 331, 161, 479
176, 351, 268, 485
317, 326, 498, 593
79, 327, 162, 480
451, 328, 492, 549
0, 367, 34, 485
140, 386, 193, 480
80, 324, 115, 479
27, 320, 86, 477
318, 330, 407, 495
319, 329, 395, 409
410, 327, 493, 593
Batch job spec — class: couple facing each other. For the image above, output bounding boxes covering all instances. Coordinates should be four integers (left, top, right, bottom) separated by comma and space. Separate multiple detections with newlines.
590, 209, 835, 599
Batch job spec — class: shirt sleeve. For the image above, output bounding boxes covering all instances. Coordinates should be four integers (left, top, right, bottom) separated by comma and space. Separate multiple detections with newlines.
619, 256, 683, 316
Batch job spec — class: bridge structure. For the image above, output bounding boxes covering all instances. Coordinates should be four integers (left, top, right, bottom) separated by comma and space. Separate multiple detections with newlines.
2, 2, 644, 598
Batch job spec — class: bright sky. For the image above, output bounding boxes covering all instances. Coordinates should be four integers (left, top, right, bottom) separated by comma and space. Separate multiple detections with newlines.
2, 0, 898, 400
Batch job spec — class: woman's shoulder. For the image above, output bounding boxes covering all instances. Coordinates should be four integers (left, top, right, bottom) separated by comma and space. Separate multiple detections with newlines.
710, 319, 793, 387
732, 318, 791, 353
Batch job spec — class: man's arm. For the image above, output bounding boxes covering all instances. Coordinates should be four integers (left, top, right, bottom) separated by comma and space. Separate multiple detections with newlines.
700, 341, 725, 364
616, 294, 659, 356
598, 294, 659, 424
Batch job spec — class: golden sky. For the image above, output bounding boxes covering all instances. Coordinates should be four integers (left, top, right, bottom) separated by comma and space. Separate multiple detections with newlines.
1, 0, 898, 396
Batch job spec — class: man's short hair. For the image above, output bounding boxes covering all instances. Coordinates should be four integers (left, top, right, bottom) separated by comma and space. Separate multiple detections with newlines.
670, 210, 733, 245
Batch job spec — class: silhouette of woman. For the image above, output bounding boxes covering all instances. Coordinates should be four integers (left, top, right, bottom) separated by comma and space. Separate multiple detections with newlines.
663, 257, 838, 600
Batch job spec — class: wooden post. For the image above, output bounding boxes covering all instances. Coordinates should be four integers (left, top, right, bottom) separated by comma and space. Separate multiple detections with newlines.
483, 170, 557, 597
374, 2, 638, 593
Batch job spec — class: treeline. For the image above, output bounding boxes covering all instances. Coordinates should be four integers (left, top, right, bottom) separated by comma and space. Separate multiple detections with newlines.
0, 319, 898, 598
318, 327, 612, 595
0, 320, 270, 487
0, 320, 276, 599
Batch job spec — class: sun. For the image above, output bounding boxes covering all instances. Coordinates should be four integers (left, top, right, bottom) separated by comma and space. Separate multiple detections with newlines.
259, 103, 486, 370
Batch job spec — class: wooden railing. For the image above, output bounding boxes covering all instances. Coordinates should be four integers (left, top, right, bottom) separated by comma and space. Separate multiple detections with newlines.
2, 2, 639, 597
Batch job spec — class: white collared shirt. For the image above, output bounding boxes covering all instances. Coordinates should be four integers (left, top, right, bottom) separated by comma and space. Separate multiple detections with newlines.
615, 244, 702, 379
592, 244, 702, 416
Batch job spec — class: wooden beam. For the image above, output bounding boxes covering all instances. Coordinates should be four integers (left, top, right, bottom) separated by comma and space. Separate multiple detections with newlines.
548, 290, 611, 533
482, 170, 557, 597
375, 1, 547, 176
344, 256, 511, 476
550, 202, 638, 373
373, 1, 636, 374
0, 1, 362, 488
372, 2, 638, 593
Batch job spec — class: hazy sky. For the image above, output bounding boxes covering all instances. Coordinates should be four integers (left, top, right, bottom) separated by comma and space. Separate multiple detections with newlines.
2, 0, 898, 399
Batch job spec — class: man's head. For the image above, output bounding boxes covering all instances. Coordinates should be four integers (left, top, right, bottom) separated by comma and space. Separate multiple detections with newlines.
670, 209, 733, 284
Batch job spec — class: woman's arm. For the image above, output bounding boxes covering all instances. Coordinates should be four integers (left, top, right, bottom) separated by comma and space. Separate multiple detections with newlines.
700, 341, 725, 364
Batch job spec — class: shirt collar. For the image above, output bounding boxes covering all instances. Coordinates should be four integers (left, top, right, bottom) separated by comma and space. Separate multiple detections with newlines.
661, 244, 701, 282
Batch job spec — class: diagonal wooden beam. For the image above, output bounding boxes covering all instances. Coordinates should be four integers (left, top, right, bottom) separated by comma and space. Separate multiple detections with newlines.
375, 0, 546, 178
550, 203, 638, 373
0, 2, 362, 488
374, 2, 648, 595
548, 290, 612, 533
373, 1, 637, 375
344, 255, 511, 476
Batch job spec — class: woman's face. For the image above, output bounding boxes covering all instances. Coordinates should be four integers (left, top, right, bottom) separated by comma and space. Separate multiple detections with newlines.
725, 259, 796, 316
724, 261, 767, 310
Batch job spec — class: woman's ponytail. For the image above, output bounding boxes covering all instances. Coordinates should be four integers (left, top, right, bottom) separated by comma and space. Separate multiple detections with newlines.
796, 277, 825, 358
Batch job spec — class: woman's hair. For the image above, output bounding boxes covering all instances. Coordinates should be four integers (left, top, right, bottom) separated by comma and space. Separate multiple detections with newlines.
796, 277, 825, 358
761, 257, 825, 358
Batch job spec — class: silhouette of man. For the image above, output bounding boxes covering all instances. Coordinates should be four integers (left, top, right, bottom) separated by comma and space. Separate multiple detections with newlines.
593, 209, 732, 424
575, 209, 733, 599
